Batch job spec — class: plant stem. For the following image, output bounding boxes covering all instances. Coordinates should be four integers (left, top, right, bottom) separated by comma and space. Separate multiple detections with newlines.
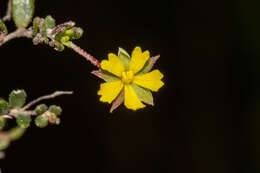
69, 42, 101, 68
0, 28, 32, 46
22, 91, 73, 110
2, 0, 11, 22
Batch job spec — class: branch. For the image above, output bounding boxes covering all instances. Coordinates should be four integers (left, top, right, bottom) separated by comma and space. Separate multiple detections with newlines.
7, 110, 36, 117
22, 91, 73, 110
2, 0, 11, 22
0, 28, 33, 46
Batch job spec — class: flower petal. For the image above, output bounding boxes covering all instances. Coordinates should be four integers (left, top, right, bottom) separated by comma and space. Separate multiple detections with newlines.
129, 47, 150, 74
133, 69, 164, 92
100, 53, 125, 77
124, 84, 145, 110
98, 81, 123, 103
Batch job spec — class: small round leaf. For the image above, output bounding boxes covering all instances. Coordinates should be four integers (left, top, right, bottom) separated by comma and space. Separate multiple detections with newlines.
12, 0, 35, 28
16, 114, 31, 128
49, 105, 62, 116
9, 90, 27, 109
35, 104, 48, 115
35, 115, 48, 128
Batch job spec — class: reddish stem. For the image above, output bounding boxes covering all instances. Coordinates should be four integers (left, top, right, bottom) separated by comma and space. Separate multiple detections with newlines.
69, 42, 101, 68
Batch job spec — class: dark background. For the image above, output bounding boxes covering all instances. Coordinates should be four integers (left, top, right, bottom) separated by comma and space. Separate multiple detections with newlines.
0, 0, 259, 173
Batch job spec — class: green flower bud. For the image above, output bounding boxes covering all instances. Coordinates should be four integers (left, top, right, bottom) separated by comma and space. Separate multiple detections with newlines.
16, 114, 31, 128
35, 115, 48, 128
35, 104, 48, 115
67, 27, 83, 40
49, 105, 62, 116
60, 36, 70, 46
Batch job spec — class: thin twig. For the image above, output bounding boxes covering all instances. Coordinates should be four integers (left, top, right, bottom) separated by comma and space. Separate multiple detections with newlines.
69, 42, 101, 68
0, 28, 33, 46
7, 109, 37, 117
2, 0, 11, 22
22, 91, 73, 110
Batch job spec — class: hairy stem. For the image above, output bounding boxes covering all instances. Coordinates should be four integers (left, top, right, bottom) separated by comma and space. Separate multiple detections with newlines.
0, 28, 33, 46
2, 0, 11, 22
69, 42, 101, 68
22, 91, 73, 110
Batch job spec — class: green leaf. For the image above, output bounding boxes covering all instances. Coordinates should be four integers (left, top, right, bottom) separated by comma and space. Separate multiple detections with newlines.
0, 100, 9, 115
0, 19, 8, 35
16, 114, 31, 128
32, 17, 41, 36
43, 15, 56, 37
131, 84, 154, 105
12, 0, 35, 28
9, 90, 27, 108
35, 104, 48, 115
49, 105, 62, 116
118, 47, 130, 70
91, 70, 119, 82
44, 15, 56, 30
35, 115, 48, 128
8, 126, 26, 141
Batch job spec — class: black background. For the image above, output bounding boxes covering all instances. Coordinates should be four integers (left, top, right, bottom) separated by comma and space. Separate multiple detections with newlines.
1, 0, 259, 173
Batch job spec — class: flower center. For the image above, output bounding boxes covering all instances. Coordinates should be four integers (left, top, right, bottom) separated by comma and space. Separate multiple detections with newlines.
122, 71, 134, 84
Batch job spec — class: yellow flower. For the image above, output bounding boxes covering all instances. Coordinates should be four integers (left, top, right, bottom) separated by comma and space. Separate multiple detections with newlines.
93, 46, 164, 112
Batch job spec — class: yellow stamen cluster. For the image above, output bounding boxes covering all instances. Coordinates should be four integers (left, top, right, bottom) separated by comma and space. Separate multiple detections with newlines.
121, 71, 134, 84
